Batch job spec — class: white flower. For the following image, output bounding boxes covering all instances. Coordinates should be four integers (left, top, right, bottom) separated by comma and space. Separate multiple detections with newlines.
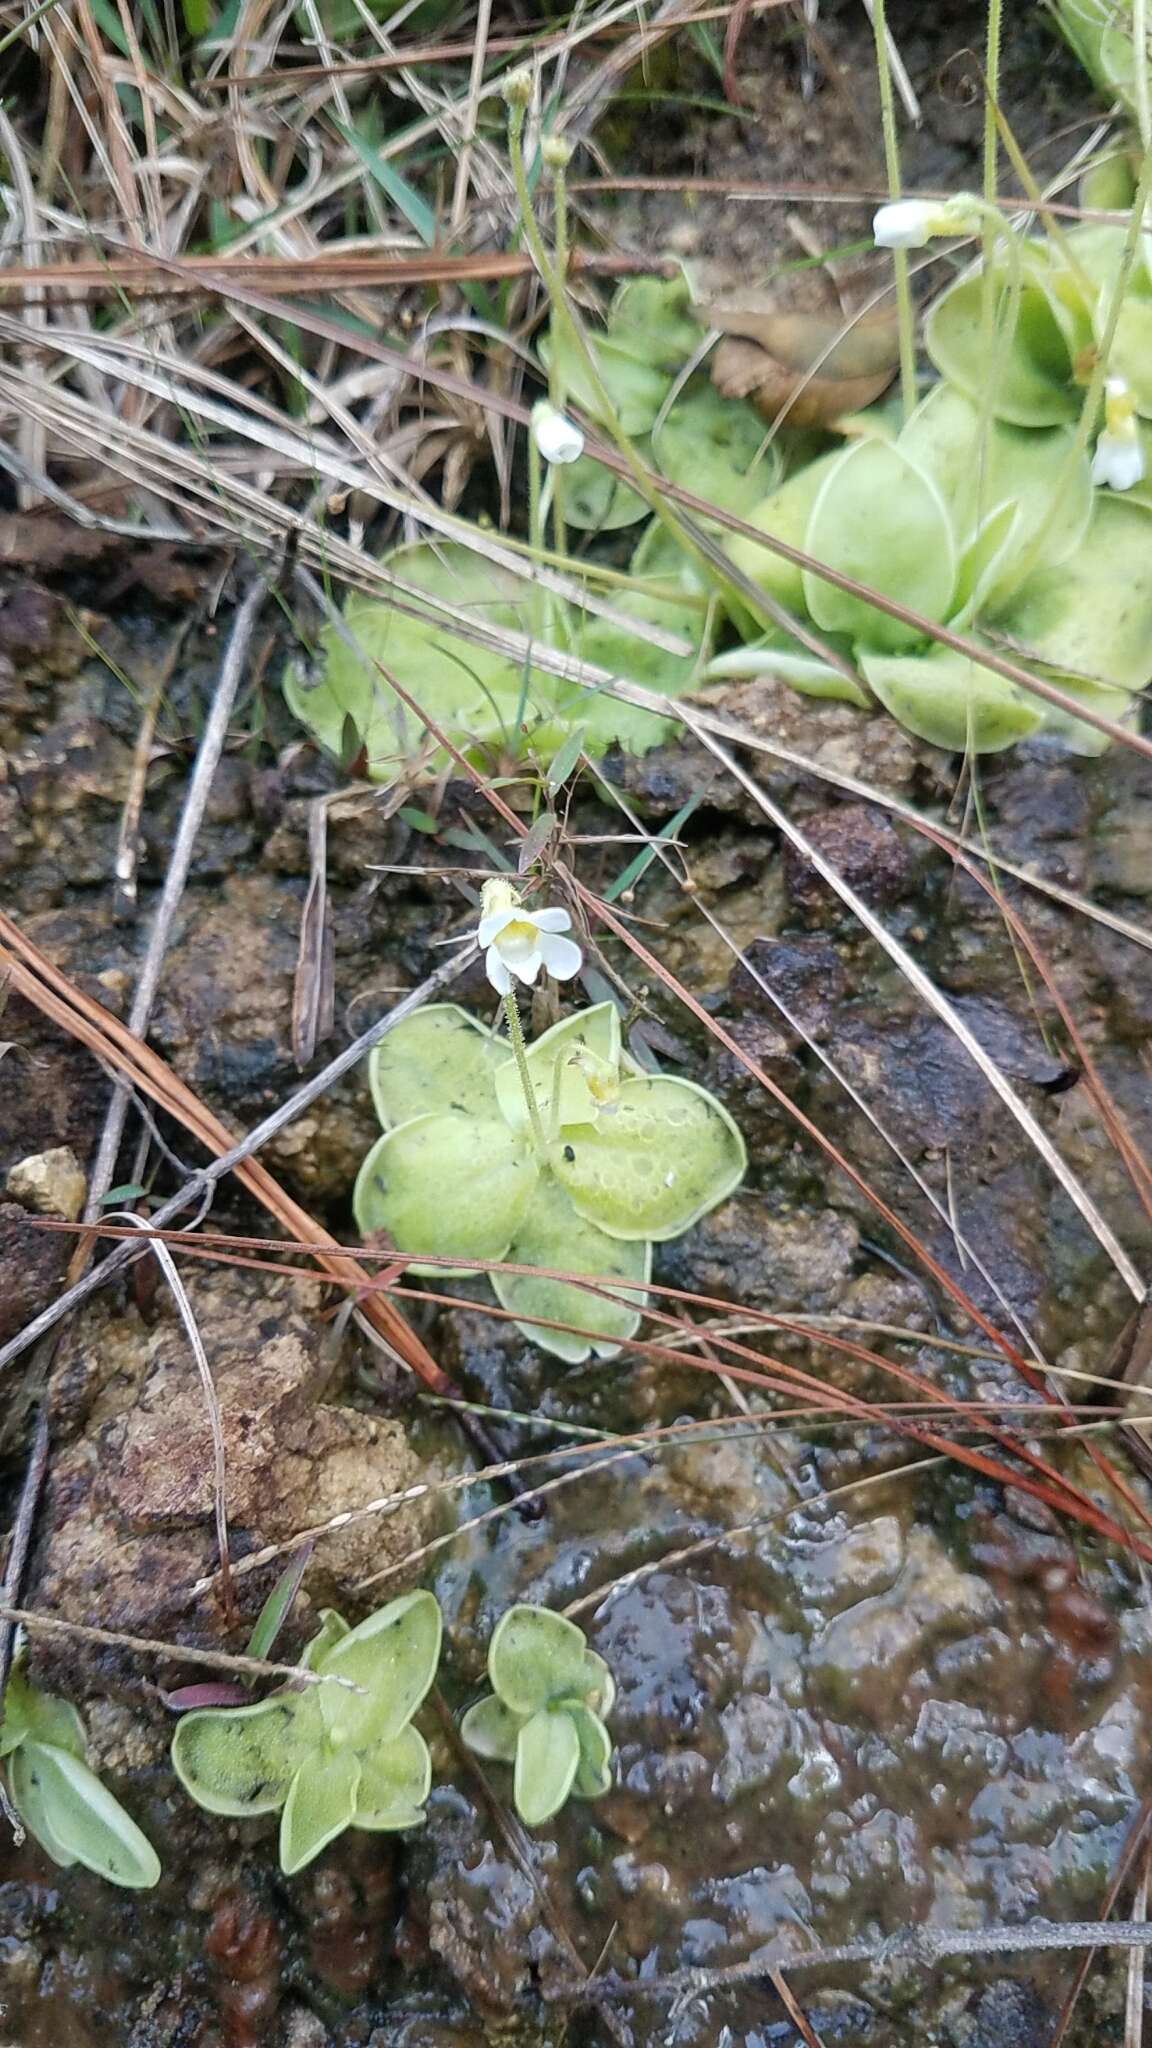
477, 878, 583, 994
873, 194, 981, 249
531, 400, 584, 466
1092, 376, 1145, 492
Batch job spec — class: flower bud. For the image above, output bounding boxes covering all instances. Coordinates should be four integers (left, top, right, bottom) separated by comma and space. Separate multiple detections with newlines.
502, 66, 533, 108
531, 399, 584, 465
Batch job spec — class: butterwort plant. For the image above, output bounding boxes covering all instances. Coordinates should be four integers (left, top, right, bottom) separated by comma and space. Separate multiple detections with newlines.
1, 1655, 161, 1888
461, 1605, 615, 1826
171, 1593, 441, 1875
353, 882, 746, 1362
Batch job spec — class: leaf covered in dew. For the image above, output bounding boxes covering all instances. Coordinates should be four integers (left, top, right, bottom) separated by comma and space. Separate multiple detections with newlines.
352, 1113, 537, 1275
802, 439, 957, 653
514, 1708, 581, 1827
10, 1742, 161, 1889
368, 1005, 506, 1130
495, 1174, 651, 1364
171, 1692, 319, 1817
550, 1075, 747, 1243
460, 1693, 521, 1764
494, 1002, 623, 1135
488, 1606, 596, 1718
859, 644, 1044, 754
313, 1590, 442, 1749
353, 1723, 432, 1831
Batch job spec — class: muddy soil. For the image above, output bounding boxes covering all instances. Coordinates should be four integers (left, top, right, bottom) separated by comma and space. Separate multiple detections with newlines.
3, 5, 1151, 2046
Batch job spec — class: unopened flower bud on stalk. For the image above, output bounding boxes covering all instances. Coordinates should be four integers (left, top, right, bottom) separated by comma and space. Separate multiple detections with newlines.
476, 878, 582, 994
1091, 375, 1145, 492
872, 193, 982, 249
541, 134, 573, 169
502, 65, 533, 108
531, 399, 584, 465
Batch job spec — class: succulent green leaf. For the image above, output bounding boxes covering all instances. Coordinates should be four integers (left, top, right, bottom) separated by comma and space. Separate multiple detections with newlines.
171, 1693, 319, 1816
285, 602, 525, 782
494, 1003, 622, 1135
579, 1650, 616, 1719
1037, 673, 1136, 756
561, 451, 650, 533
10, 1743, 161, 1889
489, 1605, 595, 1716
653, 383, 780, 519
551, 1075, 746, 1242
279, 1750, 360, 1875
803, 439, 957, 653
540, 325, 672, 435
353, 1113, 537, 1275
1106, 291, 1152, 416
707, 637, 869, 706
300, 1609, 350, 1672
608, 274, 702, 372
514, 1708, 581, 1826
353, 1724, 432, 1830
567, 1704, 614, 1800
723, 446, 847, 616
991, 496, 1152, 693
368, 1005, 505, 1129
460, 1692, 523, 1763
860, 645, 1043, 754
952, 502, 1021, 624
925, 271, 1079, 427
497, 1175, 650, 1363
315, 1590, 442, 1748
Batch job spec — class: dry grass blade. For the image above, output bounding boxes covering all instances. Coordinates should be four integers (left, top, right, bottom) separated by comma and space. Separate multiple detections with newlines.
0, 1604, 363, 1692
107, 1213, 235, 1619
692, 724, 1146, 1301
0, 909, 468, 1391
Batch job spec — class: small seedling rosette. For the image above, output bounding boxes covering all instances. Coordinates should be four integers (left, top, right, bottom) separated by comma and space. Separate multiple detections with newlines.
352, 1001, 747, 1363
460, 1605, 615, 1827
1, 1658, 160, 1888
171, 1592, 441, 1875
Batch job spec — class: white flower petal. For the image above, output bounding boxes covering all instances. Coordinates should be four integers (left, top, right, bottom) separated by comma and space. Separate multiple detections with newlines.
872, 200, 933, 249
531, 907, 572, 933
537, 932, 583, 981
499, 928, 543, 967
532, 402, 584, 465
1092, 433, 1145, 492
485, 946, 514, 994
479, 907, 519, 947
